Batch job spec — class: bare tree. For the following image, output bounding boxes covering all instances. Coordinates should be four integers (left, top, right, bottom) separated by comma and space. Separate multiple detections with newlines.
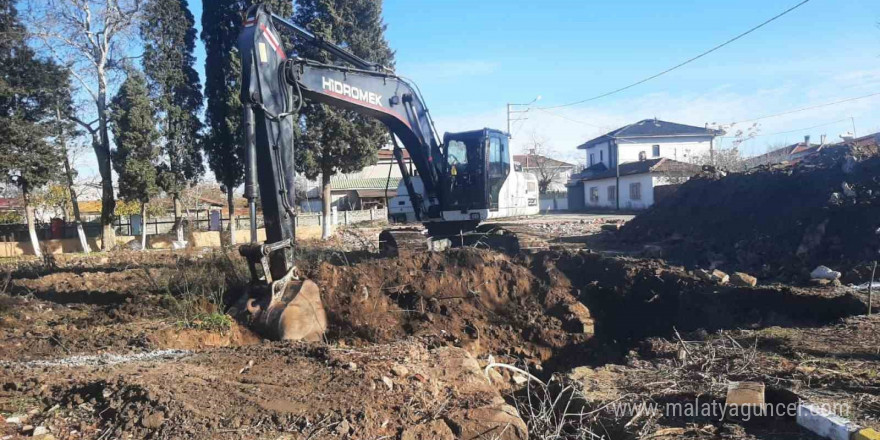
522, 133, 570, 194
24, 0, 143, 251
694, 122, 761, 173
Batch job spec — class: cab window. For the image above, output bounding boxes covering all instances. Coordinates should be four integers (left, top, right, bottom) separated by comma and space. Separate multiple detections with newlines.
447, 140, 468, 167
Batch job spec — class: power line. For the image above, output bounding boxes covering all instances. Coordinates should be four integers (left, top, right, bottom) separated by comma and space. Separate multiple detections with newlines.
752, 118, 851, 138
539, 0, 812, 110
730, 92, 880, 124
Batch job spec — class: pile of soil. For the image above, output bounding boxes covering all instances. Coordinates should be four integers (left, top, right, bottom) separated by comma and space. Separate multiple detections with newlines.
618, 143, 880, 281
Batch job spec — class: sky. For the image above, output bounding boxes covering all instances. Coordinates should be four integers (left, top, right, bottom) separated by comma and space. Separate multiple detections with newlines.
78, 0, 880, 182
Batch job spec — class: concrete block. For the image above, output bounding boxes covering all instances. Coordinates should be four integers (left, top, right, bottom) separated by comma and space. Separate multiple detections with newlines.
853, 428, 880, 440
796, 403, 859, 440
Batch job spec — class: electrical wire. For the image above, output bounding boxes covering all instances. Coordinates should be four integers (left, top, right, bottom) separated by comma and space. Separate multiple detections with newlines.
539, 0, 812, 110
729, 92, 880, 124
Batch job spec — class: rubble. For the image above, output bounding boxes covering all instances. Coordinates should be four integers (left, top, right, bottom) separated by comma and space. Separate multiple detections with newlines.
730, 272, 758, 287
619, 143, 880, 281
811, 265, 842, 280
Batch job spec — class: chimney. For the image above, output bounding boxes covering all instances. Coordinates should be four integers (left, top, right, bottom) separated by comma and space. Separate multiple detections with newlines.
804, 135, 811, 146
820, 134, 827, 145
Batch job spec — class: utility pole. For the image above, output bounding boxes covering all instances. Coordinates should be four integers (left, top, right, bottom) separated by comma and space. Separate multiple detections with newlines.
506, 96, 541, 139
851, 116, 857, 138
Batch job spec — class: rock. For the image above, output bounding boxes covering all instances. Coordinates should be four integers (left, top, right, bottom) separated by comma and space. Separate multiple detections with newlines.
21, 425, 34, 435
401, 419, 455, 440
381, 376, 393, 391
4, 415, 24, 425
335, 419, 351, 435
730, 272, 757, 287
511, 374, 528, 385
140, 411, 164, 429
711, 269, 730, 285
391, 364, 409, 377
345, 362, 357, 371
842, 182, 856, 198
32, 426, 48, 436
642, 244, 663, 258
561, 302, 594, 334
697, 269, 729, 284
447, 404, 528, 440
811, 265, 842, 280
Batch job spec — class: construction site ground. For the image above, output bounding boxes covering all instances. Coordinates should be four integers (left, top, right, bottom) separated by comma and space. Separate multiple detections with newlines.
0, 211, 877, 440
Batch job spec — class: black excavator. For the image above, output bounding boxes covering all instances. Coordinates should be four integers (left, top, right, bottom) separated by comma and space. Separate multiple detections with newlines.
235, 4, 538, 340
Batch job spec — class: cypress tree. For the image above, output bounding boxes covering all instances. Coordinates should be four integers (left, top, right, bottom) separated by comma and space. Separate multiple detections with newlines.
142, 0, 205, 242
0, 0, 68, 257
201, 0, 291, 245
110, 69, 160, 251
292, 0, 395, 239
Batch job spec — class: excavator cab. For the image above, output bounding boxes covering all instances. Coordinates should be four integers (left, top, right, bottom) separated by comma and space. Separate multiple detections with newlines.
441, 129, 510, 213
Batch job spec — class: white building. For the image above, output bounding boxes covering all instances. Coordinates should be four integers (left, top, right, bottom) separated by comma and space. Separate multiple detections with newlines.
512, 153, 578, 193
579, 119, 721, 168
568, 119, 721, 210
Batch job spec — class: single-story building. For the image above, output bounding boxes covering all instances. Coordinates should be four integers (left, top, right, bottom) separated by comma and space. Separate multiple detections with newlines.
512, 152, 578, 193
573, 158, 703, 210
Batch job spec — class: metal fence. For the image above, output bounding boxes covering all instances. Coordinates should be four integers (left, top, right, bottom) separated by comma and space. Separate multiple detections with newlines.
0, 207, 388, 242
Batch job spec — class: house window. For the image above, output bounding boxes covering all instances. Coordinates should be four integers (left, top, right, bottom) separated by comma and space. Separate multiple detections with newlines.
638, 151, 646, 161
652, 145, 660, 157
630, 182, 642, 200
589, 187, 599, 203
589, 153, 595, 166
600, 150, 604, 163
607, 185, 616, 202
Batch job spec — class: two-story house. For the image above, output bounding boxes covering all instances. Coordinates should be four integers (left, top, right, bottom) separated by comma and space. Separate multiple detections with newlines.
568, 119, 723, 210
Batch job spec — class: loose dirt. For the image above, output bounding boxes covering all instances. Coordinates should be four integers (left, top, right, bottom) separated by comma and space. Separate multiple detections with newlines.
0, 246, 875, 439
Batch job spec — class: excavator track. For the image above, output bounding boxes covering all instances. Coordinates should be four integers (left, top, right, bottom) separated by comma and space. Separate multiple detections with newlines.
378, 223, 553, 256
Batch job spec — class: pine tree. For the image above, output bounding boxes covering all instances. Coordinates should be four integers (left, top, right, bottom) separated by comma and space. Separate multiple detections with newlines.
110, 69, 160, 251
0, 0, 68, 257
292, 0, 395, 239
142, 0, 205, 243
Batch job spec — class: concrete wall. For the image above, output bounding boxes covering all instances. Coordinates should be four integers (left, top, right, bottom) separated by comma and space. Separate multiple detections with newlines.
0, 225, 326, 258
583, 173, 655, 210
617, 136, 713, 164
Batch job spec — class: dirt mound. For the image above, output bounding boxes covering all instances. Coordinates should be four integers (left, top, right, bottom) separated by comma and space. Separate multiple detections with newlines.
310, 249, 591, 363
619, 143, 880, 281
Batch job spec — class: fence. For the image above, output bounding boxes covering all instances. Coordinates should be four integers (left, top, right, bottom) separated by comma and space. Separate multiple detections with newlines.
539, 193, 569, 211
0, 207, 387, 242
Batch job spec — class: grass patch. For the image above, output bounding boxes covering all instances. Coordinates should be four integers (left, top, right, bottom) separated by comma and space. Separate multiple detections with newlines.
176, 311, 233, 332
160, 251, 248, 333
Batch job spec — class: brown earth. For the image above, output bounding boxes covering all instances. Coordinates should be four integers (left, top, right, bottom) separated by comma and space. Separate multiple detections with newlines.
618, 143, 880, 283
0, 247, 876, 439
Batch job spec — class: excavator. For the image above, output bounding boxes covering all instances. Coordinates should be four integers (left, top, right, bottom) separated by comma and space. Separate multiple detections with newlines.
235, 4, 539, 341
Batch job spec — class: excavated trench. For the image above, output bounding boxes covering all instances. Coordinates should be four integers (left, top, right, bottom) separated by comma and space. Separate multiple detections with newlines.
307, 249, 866, 373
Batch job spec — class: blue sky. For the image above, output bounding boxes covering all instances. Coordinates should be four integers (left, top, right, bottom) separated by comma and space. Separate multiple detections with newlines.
193, 0, 879, 164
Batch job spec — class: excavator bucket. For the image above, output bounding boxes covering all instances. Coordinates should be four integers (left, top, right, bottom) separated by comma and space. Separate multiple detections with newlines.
244, 279, 327, 341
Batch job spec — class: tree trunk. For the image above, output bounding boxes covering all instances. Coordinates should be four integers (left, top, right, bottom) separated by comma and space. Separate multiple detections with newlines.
227, 189, 237, 246
95, 78, 116, 251
321, 172, 333, 240
140, 202, 148, 251
172, 195, 184, 243
59, 107, 90, 254
22, 189, 42, 258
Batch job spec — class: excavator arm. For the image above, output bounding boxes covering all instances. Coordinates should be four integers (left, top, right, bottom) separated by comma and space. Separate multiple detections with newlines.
234, 4, 450, 339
